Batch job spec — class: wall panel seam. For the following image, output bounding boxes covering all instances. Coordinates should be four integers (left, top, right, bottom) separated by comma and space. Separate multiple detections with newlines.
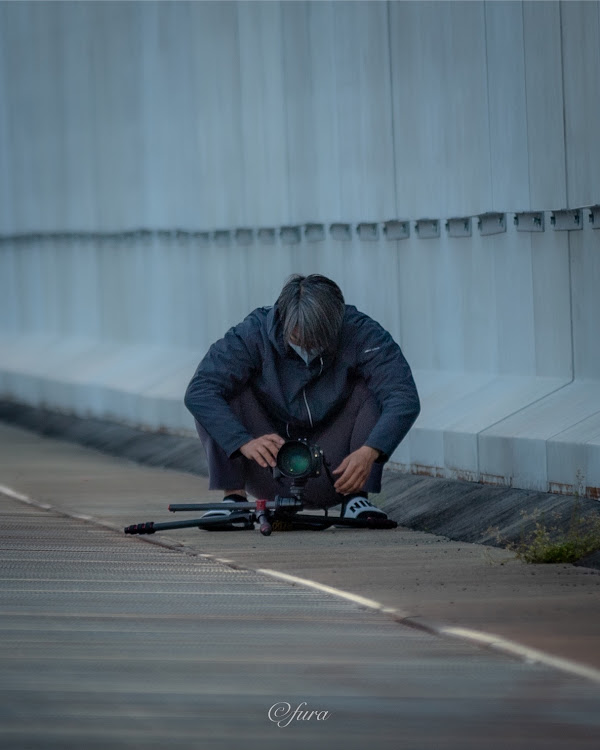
558, 1, 576, 382
483, 0, 494, 209
386, 0, 399, 216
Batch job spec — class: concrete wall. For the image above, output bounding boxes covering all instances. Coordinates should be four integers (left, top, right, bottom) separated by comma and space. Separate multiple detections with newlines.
1, 1, 599, 499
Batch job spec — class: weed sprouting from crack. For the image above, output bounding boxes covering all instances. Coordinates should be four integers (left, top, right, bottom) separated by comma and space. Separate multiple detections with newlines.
490, 500, 600, 564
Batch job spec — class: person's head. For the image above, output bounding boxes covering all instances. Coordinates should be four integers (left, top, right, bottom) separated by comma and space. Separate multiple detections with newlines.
276, 274, 345, 354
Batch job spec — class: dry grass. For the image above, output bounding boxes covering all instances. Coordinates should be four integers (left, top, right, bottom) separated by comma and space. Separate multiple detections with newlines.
502, 502, 600, 564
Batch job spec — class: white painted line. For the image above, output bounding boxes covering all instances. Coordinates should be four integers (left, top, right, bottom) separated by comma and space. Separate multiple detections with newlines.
440, 626, 600, 684
257, 569, 600, 684
256, 567, 407, 615
0, 484, 32, 502
0, 484, 52, 509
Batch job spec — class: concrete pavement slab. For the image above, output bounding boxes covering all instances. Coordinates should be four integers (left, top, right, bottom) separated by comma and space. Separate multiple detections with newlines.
0, 420, 599, 675
4, 496, 600, 749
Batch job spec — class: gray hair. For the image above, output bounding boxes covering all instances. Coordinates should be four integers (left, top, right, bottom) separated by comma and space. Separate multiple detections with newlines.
276, 274, 345, 353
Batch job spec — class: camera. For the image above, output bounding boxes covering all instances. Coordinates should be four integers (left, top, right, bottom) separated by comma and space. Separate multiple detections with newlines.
276, 438, 323, 480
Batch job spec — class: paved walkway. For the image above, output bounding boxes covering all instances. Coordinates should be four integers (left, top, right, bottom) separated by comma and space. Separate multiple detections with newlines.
1, 480, 599, 748
1, 421, 599, 670
2, 421, 600, 747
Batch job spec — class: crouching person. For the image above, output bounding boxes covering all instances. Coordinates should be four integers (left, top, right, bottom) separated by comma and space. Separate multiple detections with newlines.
184, 274, 420, 525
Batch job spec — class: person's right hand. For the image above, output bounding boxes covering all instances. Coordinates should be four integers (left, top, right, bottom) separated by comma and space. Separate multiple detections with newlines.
240, 434, 285, 468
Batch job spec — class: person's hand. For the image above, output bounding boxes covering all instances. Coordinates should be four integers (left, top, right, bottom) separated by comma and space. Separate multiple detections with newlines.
240, 434, 285, 468
332, 446, 379, 495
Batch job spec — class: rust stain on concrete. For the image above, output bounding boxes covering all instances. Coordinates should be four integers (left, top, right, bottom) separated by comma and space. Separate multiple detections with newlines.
549, 481, 574, 496
480, 473, 511, 487
412, 464, 446, 479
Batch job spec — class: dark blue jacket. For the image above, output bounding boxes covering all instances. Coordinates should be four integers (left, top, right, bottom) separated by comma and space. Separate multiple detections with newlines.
184, 304, 420, 461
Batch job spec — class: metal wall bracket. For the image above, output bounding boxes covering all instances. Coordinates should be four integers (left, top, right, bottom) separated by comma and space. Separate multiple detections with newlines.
214, 230, 231, 246
330, 223, 352, 241
446, 217, 472, 238
191, 231, 210, 247
235, 228, 254, 246
135, 229, 156, 245
280, 226, 301, 245
175, 230, 192, 243
305, 224, 325, 242
514, 212, 545, 232
550, 209, 582, 231
589, 205, 600, 229
258, 228, 276, 245
357, 223, 379, 241
415, 219, 440, 239
157, 230, 175, 243
478, 212, 506, 236
383, 220, 410, 240
76, 232, 96, 244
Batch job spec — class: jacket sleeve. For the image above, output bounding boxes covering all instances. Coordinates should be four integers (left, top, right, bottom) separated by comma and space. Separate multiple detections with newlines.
353, 316, 420, 462
184, 315, 262, 458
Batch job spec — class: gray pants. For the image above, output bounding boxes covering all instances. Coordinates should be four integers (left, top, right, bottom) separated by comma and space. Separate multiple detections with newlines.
195, 379, 384, 509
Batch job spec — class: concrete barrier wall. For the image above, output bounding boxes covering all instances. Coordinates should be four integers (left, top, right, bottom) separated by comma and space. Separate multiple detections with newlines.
1, 1, 599, 499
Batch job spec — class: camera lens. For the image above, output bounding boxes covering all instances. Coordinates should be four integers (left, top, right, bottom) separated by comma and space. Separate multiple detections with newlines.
277, 441, 312, 478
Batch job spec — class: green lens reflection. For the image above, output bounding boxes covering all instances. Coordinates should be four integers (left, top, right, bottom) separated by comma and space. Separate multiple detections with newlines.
280, 444, 311, 475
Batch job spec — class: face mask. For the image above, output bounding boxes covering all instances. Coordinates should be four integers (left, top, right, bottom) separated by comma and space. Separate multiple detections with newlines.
288, 341, 319, 364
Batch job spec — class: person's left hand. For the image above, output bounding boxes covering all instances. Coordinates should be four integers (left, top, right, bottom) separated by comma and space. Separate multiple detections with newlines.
332, 446, 379, 495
